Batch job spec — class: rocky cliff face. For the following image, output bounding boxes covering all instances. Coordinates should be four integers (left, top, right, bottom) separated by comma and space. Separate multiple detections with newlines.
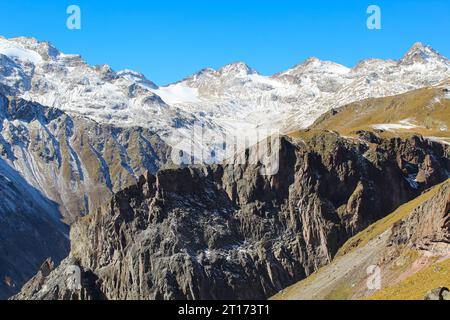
272, 179, 449, 300
388, 181, 450, 256
0, 93, 172, 299
13, 131, 449, 300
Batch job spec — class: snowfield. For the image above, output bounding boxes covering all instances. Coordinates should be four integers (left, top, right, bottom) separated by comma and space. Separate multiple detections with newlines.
152, 83, 201, 104
0, 38, 42, 64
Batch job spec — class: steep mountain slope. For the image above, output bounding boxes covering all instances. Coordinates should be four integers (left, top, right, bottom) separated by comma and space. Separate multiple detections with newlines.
304, 84, 449, 141
0, 92, 170, 299
13, 131, 449, 300
0, 158, 69, 299
0, 93, 171, 222
272, 179, 449, 300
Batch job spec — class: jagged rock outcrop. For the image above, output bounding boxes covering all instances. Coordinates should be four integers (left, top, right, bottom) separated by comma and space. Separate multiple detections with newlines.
388, 181, 450, 256
12, 258, 104, 300
13, 132, 450, 300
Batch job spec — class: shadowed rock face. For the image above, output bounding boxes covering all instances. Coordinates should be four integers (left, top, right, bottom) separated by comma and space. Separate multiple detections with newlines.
0, 158, 69, 300
271, 179, 449, 300
13, 132, 450, 300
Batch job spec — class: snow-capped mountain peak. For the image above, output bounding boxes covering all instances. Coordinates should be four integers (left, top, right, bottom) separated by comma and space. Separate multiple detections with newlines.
0, 36, 62, 63
0, 37, 44, 64
218, 61, 256, 77
117, 69, 158, 89
400, 42, 448, 65
351, 58, 396, 73
277, 57, 351, 78
0, 36, 172, 129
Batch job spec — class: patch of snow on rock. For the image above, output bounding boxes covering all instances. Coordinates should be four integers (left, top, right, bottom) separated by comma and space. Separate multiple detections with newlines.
425, 136, 450, 146
372, 119, 421, 131
0, 37, 42, 64
152, 83, 200, 104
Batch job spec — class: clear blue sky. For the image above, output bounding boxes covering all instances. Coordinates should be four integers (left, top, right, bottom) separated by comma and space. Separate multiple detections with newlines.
1, 0, 449, 85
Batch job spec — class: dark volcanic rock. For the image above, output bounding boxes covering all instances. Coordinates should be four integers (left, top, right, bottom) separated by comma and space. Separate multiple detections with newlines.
13, 132, 450, 300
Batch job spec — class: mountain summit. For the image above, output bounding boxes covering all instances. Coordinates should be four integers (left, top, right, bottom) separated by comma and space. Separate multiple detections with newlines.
218, 61, 256, 77
400, 42, 449, 65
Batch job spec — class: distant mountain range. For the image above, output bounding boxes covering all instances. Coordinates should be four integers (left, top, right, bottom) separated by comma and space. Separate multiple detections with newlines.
1, 36, 449, 150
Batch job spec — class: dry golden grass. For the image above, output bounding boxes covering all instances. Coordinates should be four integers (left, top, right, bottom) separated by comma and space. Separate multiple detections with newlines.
289, 87, 450, 140
366, 258, 450, 300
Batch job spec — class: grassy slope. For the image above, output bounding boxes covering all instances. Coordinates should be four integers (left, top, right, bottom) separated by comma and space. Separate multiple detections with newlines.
271, 180, 449, 300
366, 258, 450, 300
289, 87, 450, 140
276, 87, 450, 300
